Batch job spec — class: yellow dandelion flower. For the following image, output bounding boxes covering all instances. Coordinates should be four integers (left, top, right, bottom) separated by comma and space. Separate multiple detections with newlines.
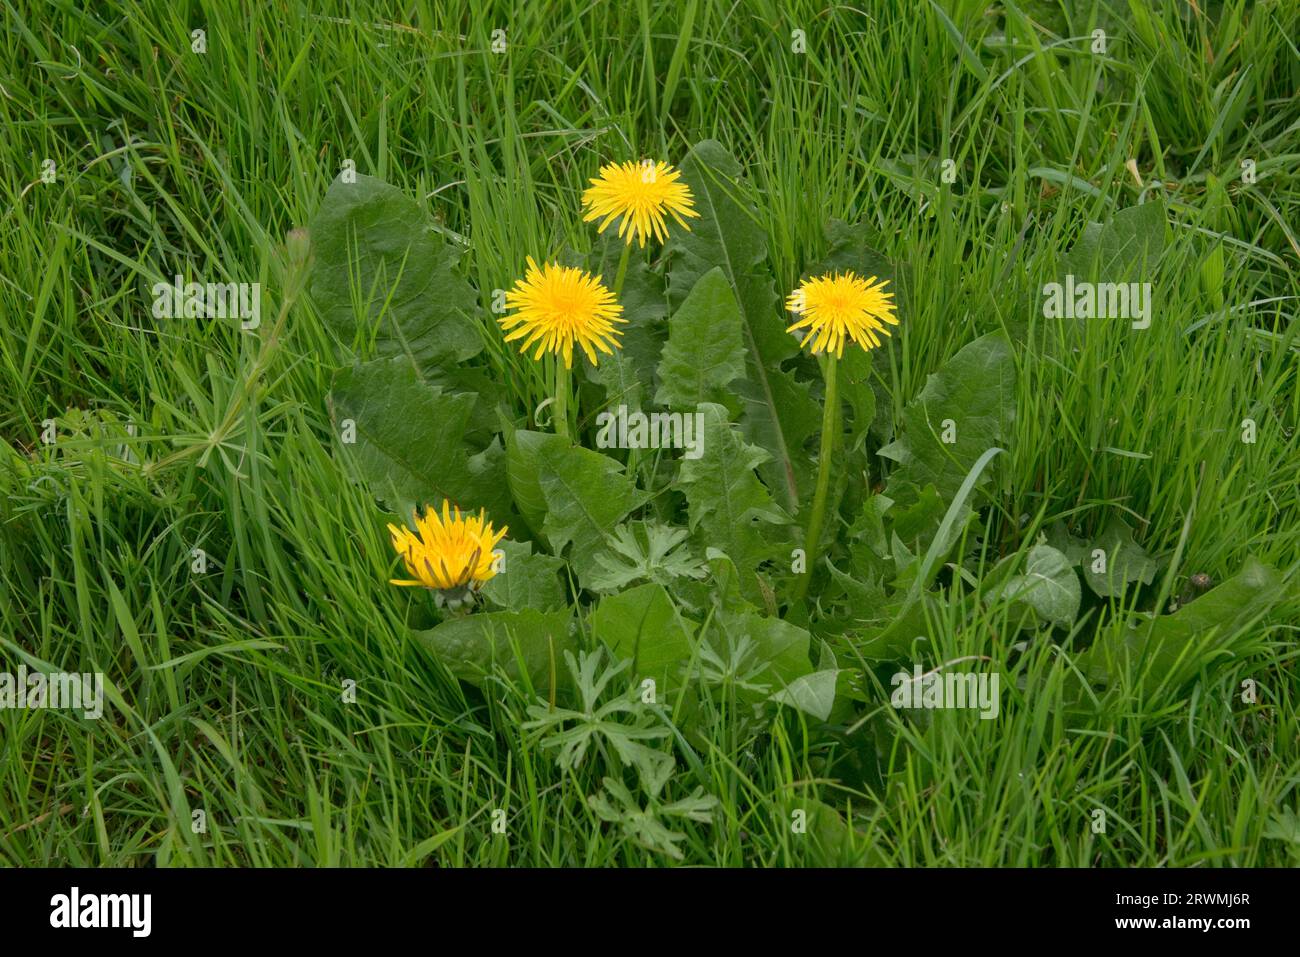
786, 271, 899, 358
581, 160, 699, 248
387, 501, 507, 598
501, 257, 624, 369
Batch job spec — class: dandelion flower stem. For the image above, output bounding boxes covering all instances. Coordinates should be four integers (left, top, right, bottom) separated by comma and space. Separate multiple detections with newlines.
794, 353, 837, 604
612, 241, 632, 298
554, 358, 571, 440
612, 240, 636, 469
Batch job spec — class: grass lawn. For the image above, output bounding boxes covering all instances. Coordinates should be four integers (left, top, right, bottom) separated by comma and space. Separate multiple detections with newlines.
1, 0, 1297, 867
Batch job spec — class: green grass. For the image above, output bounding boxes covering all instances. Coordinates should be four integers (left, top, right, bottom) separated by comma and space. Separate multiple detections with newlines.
1, 0, 1297, 866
